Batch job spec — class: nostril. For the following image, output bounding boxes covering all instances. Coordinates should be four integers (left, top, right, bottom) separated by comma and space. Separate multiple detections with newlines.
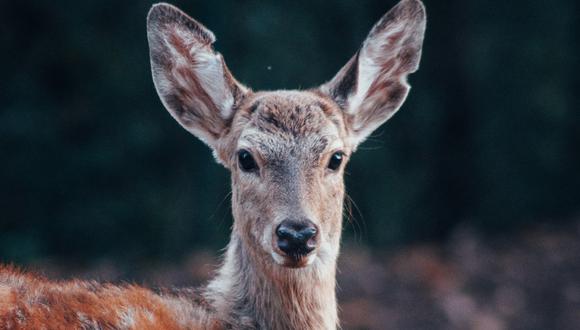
299, 226, 317, 240
276, 219, 319, 257
276, 225, 293, 239
276, 221, 317, 241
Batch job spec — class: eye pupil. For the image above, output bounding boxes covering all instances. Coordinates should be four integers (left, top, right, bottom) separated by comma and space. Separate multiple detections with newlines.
238, 150, 258, 172
327, 152, 344, 171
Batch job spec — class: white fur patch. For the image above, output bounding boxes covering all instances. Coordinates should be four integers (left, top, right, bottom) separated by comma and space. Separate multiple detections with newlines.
347, 18, 407, 116
192, 52, 235, 119
118, 308, 136, 328
271, 251, 287, 265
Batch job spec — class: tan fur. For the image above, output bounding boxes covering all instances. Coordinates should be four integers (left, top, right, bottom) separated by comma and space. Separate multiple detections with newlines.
0, 0, 426, 329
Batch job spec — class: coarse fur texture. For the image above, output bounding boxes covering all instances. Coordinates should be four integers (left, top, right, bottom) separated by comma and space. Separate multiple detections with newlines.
0, 0, 426, 329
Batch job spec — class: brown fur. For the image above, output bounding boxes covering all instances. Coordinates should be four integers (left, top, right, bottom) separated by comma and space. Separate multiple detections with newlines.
0, 266, 216, 329
0, 0, 426, 329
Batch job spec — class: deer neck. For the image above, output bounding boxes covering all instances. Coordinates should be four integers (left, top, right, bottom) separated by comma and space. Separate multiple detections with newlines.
205, 231, 339, 330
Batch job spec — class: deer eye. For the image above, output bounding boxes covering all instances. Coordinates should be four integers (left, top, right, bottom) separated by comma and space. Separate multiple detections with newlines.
238, 149, 258, 172
327, 152, 344, 171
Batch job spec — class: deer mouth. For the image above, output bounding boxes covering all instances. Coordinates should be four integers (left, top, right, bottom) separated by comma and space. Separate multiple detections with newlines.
271, 250, 317, 268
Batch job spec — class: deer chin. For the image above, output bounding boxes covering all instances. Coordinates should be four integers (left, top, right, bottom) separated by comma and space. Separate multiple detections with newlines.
271, 251, 317, 269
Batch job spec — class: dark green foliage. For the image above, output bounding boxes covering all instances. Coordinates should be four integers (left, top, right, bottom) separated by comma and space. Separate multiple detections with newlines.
1, 0, 578, 262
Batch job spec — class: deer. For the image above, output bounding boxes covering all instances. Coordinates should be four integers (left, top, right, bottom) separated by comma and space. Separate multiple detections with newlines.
0, 0, 426, 328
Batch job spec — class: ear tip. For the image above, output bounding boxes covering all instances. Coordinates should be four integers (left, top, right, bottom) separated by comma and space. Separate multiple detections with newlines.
147, 3, 178, 24
399, 0, 426, 11
412, 0, 427, 22
395, 0, 427, 20
146, 3, 216, 44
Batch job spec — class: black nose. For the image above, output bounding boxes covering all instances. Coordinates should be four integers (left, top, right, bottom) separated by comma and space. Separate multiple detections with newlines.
276, 219, 318, 257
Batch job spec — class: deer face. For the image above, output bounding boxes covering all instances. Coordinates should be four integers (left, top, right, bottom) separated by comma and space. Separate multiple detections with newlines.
147, 0, 426, 268
221, 91, 350, 268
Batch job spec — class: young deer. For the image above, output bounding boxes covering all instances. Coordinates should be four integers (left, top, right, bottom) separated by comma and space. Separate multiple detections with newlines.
0, 0, 425, 328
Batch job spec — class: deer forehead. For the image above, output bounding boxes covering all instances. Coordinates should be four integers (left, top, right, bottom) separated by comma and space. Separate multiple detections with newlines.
235, 91, 347, 160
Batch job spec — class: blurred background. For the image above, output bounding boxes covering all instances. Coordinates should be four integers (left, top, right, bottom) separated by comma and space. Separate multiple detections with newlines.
1, 0, 578, 328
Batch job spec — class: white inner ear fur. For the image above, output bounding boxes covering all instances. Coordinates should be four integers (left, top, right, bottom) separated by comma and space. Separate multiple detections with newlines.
192, 52, 235, 119
163, 26, 235, 120
346, 21, 408, 116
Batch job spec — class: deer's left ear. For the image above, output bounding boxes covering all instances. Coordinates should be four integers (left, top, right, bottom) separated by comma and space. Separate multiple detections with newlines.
319, 0, 426, 148
147, 3, 248, 150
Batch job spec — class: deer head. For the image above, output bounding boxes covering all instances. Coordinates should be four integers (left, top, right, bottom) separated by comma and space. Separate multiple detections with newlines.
146, 0, 426, 271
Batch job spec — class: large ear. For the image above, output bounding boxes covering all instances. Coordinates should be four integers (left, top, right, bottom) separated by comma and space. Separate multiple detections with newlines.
146, 3, 248, 148
319, 0, 426, 148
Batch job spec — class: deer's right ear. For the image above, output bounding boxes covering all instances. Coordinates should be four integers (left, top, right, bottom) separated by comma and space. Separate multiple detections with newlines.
147, 3, 248, 149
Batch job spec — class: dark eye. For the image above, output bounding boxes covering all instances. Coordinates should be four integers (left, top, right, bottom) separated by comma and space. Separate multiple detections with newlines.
327, 152, 344, 171
238, 149, 258, 172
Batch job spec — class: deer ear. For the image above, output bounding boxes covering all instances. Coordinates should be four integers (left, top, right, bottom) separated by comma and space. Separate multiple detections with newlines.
320, 0, 426, 148
147, 3, 248, 148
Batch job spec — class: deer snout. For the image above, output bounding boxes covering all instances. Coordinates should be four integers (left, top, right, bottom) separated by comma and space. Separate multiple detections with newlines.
276, 219, 318, 257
